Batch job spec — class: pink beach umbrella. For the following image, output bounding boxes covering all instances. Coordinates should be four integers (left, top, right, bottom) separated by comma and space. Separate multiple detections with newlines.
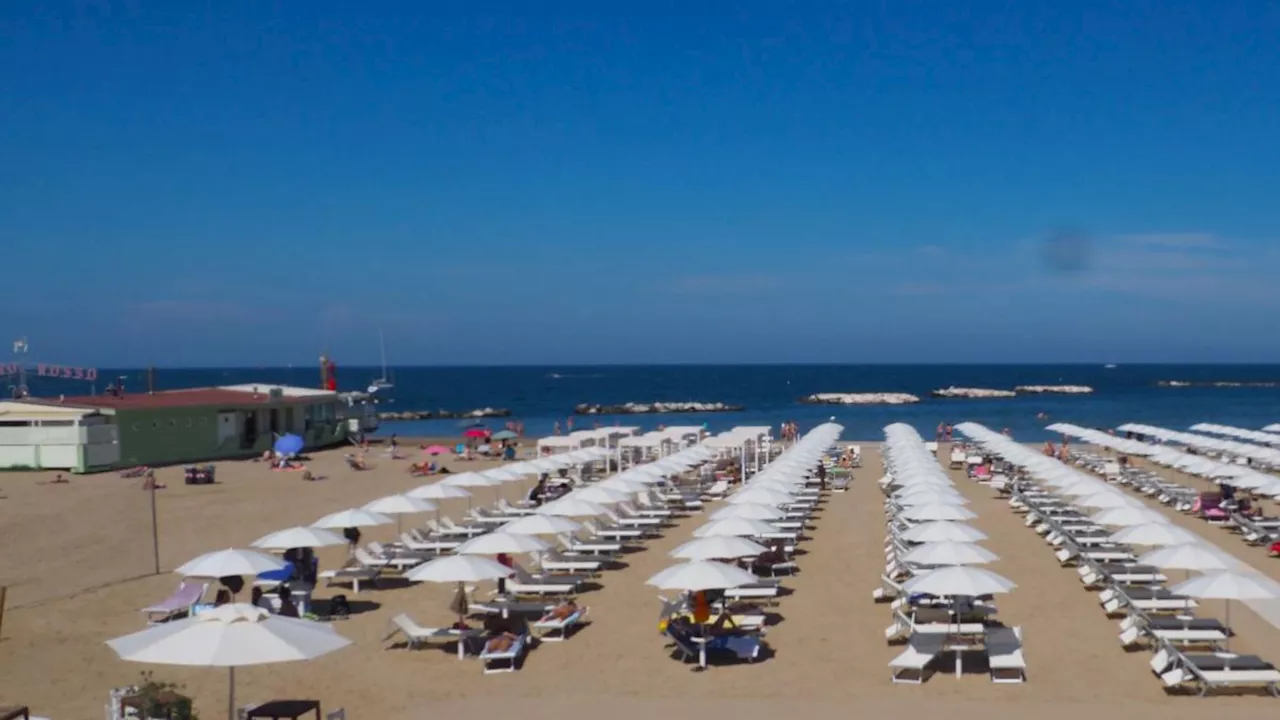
423, 445, 450, 456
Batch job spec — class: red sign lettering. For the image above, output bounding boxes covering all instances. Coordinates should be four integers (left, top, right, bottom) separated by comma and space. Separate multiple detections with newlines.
34, 363, 98, 382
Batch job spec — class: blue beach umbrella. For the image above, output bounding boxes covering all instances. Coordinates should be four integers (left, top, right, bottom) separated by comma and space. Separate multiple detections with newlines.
273, 434, 305, 457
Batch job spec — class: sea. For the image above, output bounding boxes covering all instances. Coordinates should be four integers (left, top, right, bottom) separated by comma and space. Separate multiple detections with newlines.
11, 364, 1280, 442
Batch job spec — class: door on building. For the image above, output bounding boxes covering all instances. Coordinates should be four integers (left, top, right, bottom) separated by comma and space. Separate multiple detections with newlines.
269, 409, 280, 436
241, 411, 258, 450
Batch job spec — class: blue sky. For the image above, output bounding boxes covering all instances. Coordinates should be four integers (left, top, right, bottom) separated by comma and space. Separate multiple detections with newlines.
2, 1, 1279, 366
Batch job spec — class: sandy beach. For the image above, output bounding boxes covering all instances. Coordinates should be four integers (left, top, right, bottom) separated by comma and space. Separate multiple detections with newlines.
2, 437, 1280, 719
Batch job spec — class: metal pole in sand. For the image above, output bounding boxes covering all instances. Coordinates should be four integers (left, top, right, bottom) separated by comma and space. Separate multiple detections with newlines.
149, 477, 161, 574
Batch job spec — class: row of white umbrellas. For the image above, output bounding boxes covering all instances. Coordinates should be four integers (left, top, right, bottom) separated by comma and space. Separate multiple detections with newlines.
1191, 423, 1280, 448
644, 422, 845, 592
955, 422, 1280, 638
1116, 422, 1280, 466
1049, 422, 1280, 498
881, 423, 1016, 597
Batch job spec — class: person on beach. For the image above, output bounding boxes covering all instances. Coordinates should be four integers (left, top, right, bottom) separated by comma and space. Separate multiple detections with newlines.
553, 421, 561, 436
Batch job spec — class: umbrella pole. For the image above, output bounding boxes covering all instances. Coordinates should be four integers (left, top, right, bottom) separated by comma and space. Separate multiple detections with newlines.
228, 666, 235, 720
1226, 600, 1232, 650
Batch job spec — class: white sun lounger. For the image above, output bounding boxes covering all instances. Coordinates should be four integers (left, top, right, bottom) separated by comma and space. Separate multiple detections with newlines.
400, 530, 461, 553
532, 606, 589, 641
383, 613, 476, 659
480, 632, 528, 673
889, 633, 944, 683
986, 626, 1026, 683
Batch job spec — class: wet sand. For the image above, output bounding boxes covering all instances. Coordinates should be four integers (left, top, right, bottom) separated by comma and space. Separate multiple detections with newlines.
1, 440, 1279, 719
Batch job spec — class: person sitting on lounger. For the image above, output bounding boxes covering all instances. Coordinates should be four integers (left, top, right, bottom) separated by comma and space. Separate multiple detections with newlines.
481, 614, 524, 653
544, 600, 579, 621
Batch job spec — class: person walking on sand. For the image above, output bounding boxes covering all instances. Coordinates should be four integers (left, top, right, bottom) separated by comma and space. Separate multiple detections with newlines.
553, 421, 561, 436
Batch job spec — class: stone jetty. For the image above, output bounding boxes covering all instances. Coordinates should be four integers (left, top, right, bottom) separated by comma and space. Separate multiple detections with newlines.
573, 401, 744, 415
1014, 385, 1094, 394
931, 386, 1017, 399
801, 392, 921, 405
378, 407, 511, 421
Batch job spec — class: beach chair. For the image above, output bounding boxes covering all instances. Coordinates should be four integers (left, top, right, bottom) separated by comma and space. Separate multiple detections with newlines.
557, 532, 621, 555
532, 605, 589, 641
356, 546, 421, 572
480, 631, 528, 673
320, 560, 381, 592
986, 626, 1026, 683
1151, 642, 1280, 697
701, 480, 729, 500
536, 550, 605, 575
889, 633, 944, 683
141, 581, 206, 624
506, 565, 581, 596
383, 613, 475, 659
399, 530, 459, 553
664, 625, 762, 668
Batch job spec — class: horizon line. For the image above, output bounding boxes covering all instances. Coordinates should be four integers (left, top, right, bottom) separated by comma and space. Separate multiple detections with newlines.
57, 361, 1280, 371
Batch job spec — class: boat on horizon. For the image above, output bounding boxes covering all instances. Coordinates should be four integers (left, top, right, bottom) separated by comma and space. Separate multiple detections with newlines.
366, 329, 395, 397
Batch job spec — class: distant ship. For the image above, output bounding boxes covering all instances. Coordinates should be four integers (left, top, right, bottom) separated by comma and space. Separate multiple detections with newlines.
1104, 364, 1117, 369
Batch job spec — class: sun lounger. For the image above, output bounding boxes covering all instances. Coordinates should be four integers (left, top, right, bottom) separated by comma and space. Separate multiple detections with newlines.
383, 613, 476, 659
986, 626, 1026, 683
533, 605, 589, 641
1151, 644, 1280, 697
470, 507, 523, 525
665, 626, 762, 668
355, 547, 421, 572
889, 633, 944, 683
583, 519, 644, 540
505, 567, 579, 596
399, 531, 460, 553
141, 581, 206, 624
320, 564, 380, 592
721, 581, 780, 602
1099, 586, 1196, 615
557, 532, 622, 555
480, 631, 528, 673
536, 550, 605, 574
436, 518, 488, 538
701, 480, 730, 500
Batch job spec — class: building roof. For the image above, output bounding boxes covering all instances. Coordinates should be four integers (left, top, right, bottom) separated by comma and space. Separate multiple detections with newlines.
46, 386, 326, 411
219, 383, 337, 398
0, 400, 104, 420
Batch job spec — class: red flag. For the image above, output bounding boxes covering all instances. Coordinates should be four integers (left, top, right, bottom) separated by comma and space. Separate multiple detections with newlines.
326, 361, 337, 391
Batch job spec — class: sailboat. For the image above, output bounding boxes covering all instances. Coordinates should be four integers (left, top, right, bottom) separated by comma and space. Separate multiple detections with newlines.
367, 329, 394, 396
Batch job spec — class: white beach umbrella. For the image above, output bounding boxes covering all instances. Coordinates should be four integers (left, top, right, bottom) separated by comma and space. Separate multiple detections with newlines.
900, 503, 978, 522
250, 527, 346, 551
645, 560, 760, 591
363, 494, 438, 515
407, 482, 473, 500
1169, 570, 1280, 648
455, 531, 551, 555
670, 536, 770, 561
894, 493, 969, 507
1089, 507, 1168, 527
710, 503, 785, 521
176, 549, 286, 579
106, 603, 351, 720
693, 517, 780, 538
1138, 543, 1232, 572
537, 497, 609, 517
404, 554, 514, 584
443, 471, 504, 488
903, 541, 999, 566
902, 566, 1017, 596
501, 514, 582, 535
1075, 492, 1138, 510
1107, 523, 1200, 547
567, 485, 632, 504
312, 508, 394, 529
596, 477, 651, 493
482, 467, 526, 482
899, 521, 988, 544
727, 487, 794, 505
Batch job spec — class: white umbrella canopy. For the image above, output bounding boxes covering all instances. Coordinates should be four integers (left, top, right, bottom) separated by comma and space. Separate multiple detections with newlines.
1170, 570, 1280, 600
894, 494, 969, 507
501, 514, 583, 535
1090, 507, 1169, 527
1138, 543, 1232, 572
406, 482, 472, 500
482, 467, 526, 482
670, 536, 770, 561
404, 554, 514, 583
106, 603, 351, 720
176, 549, 286, 579
902, 541, 999, 566
693, 517, 779, 538
1075, 492, 1138, 510
537, 497, 609, 517
596, 477, 651, 494
902, 566, 1017, 596
899, 521, 988, 544
312, 508, 394, 529
1108, 523, 1201, 547
455, 531, 551, 555
363, 494, 438, 515
900, 503, 977, 522
710, 503, 785, 521
250, 527, 347, 550
645, 560, 760, 591
727, 488, 794, 505
568, 486, 632, 504
442, 472, 504, 488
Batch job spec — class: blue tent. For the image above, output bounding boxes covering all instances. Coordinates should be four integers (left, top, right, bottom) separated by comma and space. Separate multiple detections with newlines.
274, 433, 305, 457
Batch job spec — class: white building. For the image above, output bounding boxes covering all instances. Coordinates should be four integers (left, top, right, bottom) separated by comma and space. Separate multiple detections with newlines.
0, 400, 120, 472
